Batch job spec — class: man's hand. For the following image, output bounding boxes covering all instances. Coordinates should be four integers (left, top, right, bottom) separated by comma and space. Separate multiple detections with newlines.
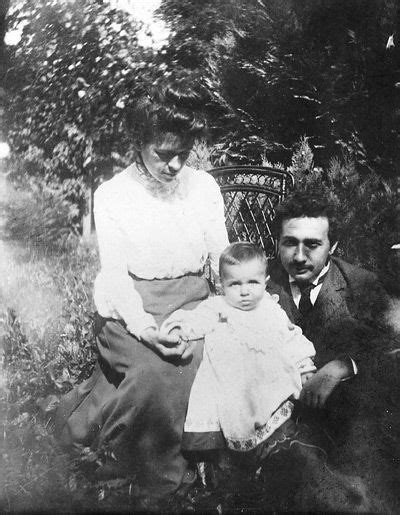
300, 371, 316, 386
299, 359, 352, 408
139, 327, 189, 359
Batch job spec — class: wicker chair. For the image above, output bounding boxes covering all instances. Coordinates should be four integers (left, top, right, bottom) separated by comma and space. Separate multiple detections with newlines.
208, 165, 294, 258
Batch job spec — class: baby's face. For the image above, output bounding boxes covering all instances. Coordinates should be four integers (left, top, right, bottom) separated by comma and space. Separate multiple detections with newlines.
221, 259, 266, 311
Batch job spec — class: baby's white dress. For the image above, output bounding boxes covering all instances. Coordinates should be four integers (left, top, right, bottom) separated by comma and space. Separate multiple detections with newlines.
163, 292, 316, 451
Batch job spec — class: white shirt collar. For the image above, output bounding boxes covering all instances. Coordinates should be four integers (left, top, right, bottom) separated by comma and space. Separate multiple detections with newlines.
288, 261, 331, 308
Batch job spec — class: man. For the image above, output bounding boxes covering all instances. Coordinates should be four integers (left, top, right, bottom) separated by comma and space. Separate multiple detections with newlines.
262, 192, 400, 511
266, 192, 392, 433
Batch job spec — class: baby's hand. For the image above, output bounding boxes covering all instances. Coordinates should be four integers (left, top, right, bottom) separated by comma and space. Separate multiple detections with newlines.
139, 327, 187, 358
161, 320, 193, 341
160, 321, 196, 360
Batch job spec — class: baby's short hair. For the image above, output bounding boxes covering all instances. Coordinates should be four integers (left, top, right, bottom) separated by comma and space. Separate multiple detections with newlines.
219, 242, 268, 278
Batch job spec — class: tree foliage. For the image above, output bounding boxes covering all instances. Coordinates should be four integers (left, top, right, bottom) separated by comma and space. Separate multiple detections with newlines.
288, 139, 398, 283
5, 0, 163, 188
160, 0, 400, 171
7, 0, 400, 173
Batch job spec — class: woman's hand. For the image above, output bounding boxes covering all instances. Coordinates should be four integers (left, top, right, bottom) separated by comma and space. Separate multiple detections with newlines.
139, 327, 190, 359
163, 325, 198, 361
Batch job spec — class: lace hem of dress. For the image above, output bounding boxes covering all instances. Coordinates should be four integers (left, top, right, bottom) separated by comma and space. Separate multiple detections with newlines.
225, 400, 294, 451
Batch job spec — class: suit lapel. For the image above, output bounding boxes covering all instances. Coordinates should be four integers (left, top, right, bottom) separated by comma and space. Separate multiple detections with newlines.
268, 259, 349, 327
314, 260, 349, 321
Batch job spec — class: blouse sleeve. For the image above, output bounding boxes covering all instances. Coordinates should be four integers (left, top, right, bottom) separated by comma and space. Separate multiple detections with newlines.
203, 176, 229, 275
268, 296, 316, 369
94, 185, 157, 337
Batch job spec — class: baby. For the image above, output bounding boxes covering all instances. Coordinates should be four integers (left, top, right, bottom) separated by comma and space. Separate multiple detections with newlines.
162, 242, 316, 453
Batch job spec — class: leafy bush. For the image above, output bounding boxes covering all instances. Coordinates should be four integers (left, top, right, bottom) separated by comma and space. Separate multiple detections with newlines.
186, 139, 213, 170
4, 169, 82, 250
161, 0, 400, 173
5, 0, 166, 221
288, 138, 398, 279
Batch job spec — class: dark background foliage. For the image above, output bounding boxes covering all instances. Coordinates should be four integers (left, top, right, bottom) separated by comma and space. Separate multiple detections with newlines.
160, 0, 400, 171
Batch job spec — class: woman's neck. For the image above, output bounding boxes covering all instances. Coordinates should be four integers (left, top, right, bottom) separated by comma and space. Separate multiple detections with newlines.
130, 154, 184, 200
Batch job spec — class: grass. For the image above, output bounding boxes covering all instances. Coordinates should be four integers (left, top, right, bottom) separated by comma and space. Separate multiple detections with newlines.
0, 238, 102, 512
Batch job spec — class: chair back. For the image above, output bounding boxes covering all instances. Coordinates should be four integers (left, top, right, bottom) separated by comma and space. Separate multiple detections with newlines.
208, 165, 294, 258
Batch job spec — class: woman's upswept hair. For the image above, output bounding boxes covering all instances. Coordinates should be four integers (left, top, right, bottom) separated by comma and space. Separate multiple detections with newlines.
127, 77, 207, 148
219, 242, 268, 278
273, 191, 339, 244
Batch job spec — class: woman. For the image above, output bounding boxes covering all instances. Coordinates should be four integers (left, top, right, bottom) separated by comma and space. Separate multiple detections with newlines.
56, 80, 229, 502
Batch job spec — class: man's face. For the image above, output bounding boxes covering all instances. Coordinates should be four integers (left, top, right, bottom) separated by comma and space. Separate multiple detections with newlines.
278, 216, 337, 284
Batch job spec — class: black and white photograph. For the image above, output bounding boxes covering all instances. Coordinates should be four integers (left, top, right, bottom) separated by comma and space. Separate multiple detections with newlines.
0, 0, 400, 512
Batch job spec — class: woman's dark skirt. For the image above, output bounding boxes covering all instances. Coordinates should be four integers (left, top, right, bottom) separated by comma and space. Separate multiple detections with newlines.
55, 274, 209, 500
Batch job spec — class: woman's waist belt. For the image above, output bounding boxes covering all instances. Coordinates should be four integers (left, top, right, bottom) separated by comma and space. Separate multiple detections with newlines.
128, 270, 203, 282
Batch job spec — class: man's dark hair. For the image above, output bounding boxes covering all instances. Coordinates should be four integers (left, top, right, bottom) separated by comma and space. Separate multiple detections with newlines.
273, 192, 339, 244
219, 242, 268, 279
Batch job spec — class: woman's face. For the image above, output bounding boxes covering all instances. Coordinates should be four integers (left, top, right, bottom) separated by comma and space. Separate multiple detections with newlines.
140, 132, 195, 183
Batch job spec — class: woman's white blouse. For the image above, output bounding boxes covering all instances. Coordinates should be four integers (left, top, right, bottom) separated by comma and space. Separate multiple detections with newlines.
93, 165, 229, 337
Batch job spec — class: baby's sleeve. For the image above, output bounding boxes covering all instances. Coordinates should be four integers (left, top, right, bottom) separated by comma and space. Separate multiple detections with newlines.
269, 296, 316, 370
161, 297, 221, 339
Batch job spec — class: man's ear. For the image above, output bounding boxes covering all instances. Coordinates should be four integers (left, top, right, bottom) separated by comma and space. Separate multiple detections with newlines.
329, 241, 338, 255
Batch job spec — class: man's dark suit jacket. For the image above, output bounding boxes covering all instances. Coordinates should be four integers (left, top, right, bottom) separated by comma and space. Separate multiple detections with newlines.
266, 256, 390, 370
